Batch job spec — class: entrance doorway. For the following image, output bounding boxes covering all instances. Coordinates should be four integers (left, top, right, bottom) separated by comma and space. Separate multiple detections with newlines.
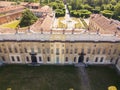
78, 52, 85, 63
30, 53, 37, 63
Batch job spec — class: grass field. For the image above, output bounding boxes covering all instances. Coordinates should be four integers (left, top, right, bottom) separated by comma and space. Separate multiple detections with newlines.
0, 65, 120, 90
0, 65, 81, 90
57, 17, 67, 28
72, 18, 84, 29
0, 20, 20, 29
87, 65, 120, 90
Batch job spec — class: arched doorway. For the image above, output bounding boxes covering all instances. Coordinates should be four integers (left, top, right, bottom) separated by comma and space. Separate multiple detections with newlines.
30, 53, 37, 63
78, 52, 85, 63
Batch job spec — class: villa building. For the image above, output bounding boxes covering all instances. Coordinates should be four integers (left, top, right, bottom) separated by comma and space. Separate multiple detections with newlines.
0, 1, 120, 71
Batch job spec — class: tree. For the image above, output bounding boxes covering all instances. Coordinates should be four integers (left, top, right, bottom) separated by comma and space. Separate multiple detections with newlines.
19, 9, 38, 27
114, 3, 120, 16
111, 0, 117, 5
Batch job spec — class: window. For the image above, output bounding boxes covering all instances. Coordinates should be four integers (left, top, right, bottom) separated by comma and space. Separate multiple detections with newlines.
1, 56, 5, 61
14, 48, 18, 53
66, 49, 68, 54
94, 45, 96, 47
17, 56, 20, 62
51, 44, 53, 47
20, 48, 23, 53
92, 49, 95, 54
43, 49, 45, 54
9, 47, 12, 53
39, 57, 42, 62
47, 57, 50, 62
100, 57, 104, 62
113, 49, 117, 54
24, 48, 27, 53
65, 57, 68, 62
95, 57, 98, 62
74, 48, 77, 54
108, 49, 111, 55
70, 49, 73, 54
42, 44, 44, 47
86, 57, 89, 62
47, 48, 49, 54
102, 49, 106, 54
4, 48, 7, 53
74, 57, 76, 62
97, 48, 101, 54
115, 58, 119, 64
110, 58, 113, 62
81, 48, 84, 52
38, 48, 41, 53
0, 47, 2, 53
11, 56, 15, 61
26, 56, 29, 62
87, 48, 91, 54
51, 49, 53, 54
31, 48, 34, 53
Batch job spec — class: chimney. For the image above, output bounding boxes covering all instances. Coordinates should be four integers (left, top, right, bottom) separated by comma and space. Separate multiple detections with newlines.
15, 27, 18, 34
28, 26, 31, 33
72, 29, 74, 34
63, 30, 65, 34
50, 29, 52, 34
114, 31, 117, 36
97, 29, 100, 34
41, 28, 43, 34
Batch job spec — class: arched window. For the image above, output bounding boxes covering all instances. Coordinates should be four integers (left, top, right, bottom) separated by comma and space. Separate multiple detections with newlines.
11, 56, 15, 61
86, 57, 89, 62
38, 48, 41, 53
15, 47, 18, 53
95, 57, 98, 62
17, 56, 20, 62
65, 57, 68, 62
1, 56, 5, 61
24, 48, 27, 53
26, 56, 29, 62
47, 57, 50, 62
74, 57, 76, 62
100, 57, 104, 62
39, 57, 42, 62
110, 58, 113, 62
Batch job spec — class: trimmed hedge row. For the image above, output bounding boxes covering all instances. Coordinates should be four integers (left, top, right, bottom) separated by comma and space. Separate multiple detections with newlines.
70, 10, 91, 18
55, 9, 65, 17
100, 10, 114, 18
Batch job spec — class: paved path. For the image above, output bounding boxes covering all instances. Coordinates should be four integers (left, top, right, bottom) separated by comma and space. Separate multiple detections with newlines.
76, 64, 91, 90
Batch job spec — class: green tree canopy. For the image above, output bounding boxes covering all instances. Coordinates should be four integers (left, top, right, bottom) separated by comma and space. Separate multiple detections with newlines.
19, 9, 38, 27
114, 3, 120, 16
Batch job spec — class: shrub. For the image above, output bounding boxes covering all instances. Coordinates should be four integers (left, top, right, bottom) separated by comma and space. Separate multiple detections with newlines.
101, 10, 114, 18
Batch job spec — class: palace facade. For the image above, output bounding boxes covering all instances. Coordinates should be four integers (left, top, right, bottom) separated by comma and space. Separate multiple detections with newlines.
0, 1, 120, 71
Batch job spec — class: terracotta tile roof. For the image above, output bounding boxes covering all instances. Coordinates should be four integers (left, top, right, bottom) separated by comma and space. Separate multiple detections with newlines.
0, 1, 14, 7
39, 15, 53, 31
90, 14, 120, 36
0, 5, 25, 14
0, 27, 15, 33
30, 5, 52, 14
27, 3, 39, 7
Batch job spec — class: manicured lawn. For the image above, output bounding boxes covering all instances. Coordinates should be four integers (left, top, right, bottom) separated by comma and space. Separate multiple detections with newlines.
0, 65, 81, 90
57, 17, 67, 28
72, 18, 84, 29
0, 20, 20, 29
87, 65, 120, 90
